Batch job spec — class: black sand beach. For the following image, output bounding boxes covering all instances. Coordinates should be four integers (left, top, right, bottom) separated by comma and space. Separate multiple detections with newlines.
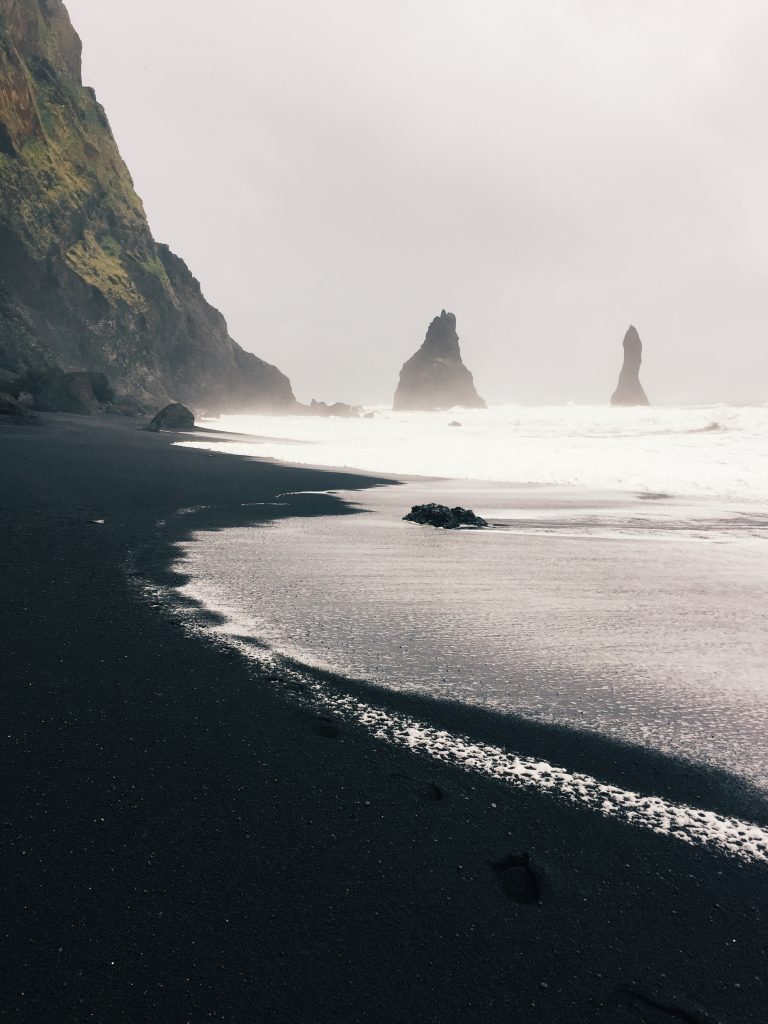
2, 414, 767, 1024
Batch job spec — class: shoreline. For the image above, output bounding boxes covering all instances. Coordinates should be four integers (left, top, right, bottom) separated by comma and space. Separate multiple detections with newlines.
2, 413, 767, 1023
180, 403, 768, 508
164, 473, 768, 810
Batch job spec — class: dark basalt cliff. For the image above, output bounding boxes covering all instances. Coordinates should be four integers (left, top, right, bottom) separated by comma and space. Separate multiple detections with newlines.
0, 0, 294, 411
611, 325, 650, 407
393, 310, 485, 411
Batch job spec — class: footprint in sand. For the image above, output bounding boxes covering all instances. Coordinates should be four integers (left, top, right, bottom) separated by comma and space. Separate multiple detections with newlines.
386, 772, 444, 802
312, 715, 341, 738
600, 986, 716, 1023
490, 852, 541, 904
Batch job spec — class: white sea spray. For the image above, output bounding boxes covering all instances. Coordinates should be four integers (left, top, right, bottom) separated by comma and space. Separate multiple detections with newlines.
181, 403, 768, 502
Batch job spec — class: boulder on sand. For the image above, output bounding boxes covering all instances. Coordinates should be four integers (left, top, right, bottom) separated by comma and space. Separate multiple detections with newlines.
148, 403, 195, 431
403, 503, 488, 529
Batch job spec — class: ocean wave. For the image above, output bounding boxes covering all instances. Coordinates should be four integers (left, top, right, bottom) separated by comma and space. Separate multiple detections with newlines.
182, 404, 768, 502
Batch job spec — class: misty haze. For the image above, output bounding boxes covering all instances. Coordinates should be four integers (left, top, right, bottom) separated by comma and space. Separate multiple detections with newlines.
68, 0, 768, 405
2, 3, 767, 1024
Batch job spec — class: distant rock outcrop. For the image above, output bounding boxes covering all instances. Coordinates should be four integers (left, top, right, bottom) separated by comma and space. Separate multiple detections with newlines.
305, 399, 361, 418
611, 326, 650, 406
393, 311, 485, 411
0, 0, 294, 412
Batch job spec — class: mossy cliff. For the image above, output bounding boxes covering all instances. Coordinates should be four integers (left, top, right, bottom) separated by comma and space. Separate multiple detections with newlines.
0, 0, 294, 410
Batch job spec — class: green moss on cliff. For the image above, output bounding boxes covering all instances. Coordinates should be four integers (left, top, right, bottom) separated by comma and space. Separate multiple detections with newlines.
64, 231, 144, 307
0, 0, 294, 410
135, 253, 173, 290
0, 2, 161, 298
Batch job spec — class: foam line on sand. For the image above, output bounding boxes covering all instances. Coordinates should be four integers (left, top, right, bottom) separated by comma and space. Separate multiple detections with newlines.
144, 552, 768, 867
306, 680, 768, 866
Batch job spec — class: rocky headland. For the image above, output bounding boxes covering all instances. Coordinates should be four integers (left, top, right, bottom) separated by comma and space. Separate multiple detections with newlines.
611, 325, 650, 406
0, 0, 294, 412
393, 310, 485, 411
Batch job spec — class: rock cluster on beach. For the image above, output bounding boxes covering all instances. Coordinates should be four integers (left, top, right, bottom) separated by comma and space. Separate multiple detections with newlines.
393, 311, 486, 411
21, 369, 113, 414
0, 0, 294, 412
611, 325, 650, 406
4, 366, 147, 417
403, 503, 488, 529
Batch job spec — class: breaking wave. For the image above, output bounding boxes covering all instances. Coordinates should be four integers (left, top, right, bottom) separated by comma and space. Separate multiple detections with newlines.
182, 403, 768, 502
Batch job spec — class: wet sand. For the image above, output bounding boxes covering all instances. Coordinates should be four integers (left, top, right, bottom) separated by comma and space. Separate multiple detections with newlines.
1, 413, 767, 1023
173, 477, 768, 790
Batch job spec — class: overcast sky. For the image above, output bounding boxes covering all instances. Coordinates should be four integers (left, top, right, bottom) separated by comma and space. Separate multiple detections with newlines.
66, 0, 768, 405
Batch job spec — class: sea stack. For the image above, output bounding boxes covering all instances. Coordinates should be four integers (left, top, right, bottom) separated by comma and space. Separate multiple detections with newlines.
610, 325, 650, 406
393, 311, 485, 411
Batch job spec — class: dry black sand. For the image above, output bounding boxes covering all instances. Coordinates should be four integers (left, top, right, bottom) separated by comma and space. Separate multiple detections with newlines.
1, 414, 767, 1023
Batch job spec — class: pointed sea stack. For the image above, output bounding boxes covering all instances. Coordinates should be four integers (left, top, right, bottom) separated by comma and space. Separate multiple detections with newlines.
610, 325, 650, 406
393, 310, 485, 411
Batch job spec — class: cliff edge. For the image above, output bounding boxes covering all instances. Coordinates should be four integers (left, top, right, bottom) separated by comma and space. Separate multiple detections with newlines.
0, 0, 294, 410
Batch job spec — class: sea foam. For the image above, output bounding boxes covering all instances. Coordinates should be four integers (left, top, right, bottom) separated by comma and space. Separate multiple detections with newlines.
182, 403, 768, 503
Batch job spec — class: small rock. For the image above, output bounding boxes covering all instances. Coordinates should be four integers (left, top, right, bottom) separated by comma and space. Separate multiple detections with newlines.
403, 503, 488, 530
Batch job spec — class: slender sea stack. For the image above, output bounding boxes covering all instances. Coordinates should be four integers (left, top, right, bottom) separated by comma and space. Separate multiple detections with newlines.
0, 0, 294, 412
610, 325, 650, 406
393, 310, 486, 411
